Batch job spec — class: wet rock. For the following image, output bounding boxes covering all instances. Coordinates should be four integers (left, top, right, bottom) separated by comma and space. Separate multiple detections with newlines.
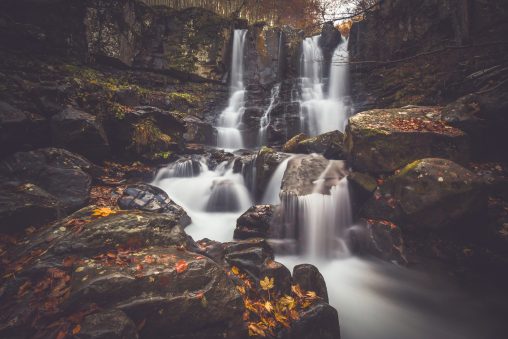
51, 106, 110, 161
0, 148, 95, 212
283, 133, 309, 153
278, 301, 341, 339
78, 309, 138, 339
347, 172, 378, 212
350, 219, 407, 265
224, 238, 291, 294
234, 205, 275, 240
292, 264, 329, 303
183, 116, 216, 144
67, 247, 243, 339
1, 206, 241, 338
319, 22, 343, 78
283, 130, 345, 159
0, 101, 48, 157
255, 147, 290, 199
0, 183, 62, 233
345, 106, 470, 173
118, 183, 191, 226
281, 154, 329, 196
362, 158, 486, 231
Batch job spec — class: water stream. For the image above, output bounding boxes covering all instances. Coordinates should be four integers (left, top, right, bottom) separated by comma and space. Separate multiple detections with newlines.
216, 29, 247, 150
300, 36, 351, 135
152, 30, 500, 339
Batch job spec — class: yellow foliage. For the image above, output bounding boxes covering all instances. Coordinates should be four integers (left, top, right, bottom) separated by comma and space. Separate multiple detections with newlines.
91, 207, 116, 218
260, 276, 274, 291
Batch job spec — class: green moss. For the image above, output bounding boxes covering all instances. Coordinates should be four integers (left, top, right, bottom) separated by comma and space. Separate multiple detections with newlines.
397, 159, 423, 177
167, 92, 198, 105
130, 118, 174, 156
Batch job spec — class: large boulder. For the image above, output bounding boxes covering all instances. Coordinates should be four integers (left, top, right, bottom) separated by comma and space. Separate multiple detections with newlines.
234, 205, 276, 240
362, 158, 486, 231
0, 183, 62, 233
0, 148, 95, 212
51, 106, 110, 161
118, 183, 191, 226
345, 106, 470, 173
0, 101, 48, 157
283, 130, 345, 159
0, 207, 243, 338
280, 154, 330, 196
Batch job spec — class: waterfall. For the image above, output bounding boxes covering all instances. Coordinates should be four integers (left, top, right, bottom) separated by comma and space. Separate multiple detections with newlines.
261, 155, 293, 204
216, 29, 247, 150
258, 83, 280, 146
277, 160, 352, 258
299, 35, 350, 135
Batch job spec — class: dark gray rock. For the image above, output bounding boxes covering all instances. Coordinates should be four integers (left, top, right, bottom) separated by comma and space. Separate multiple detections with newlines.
0, 101, 48, 157
0, 183, 62, 233
292, 264, 329, 303
234, 205, 275, 240
362, 158, 486, 231
118, 183, 191, 226
0, 148, 95, 212
78, 309, 138, 339
51, 106, 110, 161
278, 301, 341, 339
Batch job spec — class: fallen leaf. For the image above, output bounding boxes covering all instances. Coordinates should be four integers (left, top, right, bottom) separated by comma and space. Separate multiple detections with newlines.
175, 259, 188, 273
260, 277, 274, 291
72, 324, 81, 335
75, 267, 85, 273
231, 266, 240, 275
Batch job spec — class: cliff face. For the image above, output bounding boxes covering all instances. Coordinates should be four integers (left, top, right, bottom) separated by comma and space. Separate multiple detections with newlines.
0, 0, 234, 81
348, 0, 508, 160
349, 0, 508, 110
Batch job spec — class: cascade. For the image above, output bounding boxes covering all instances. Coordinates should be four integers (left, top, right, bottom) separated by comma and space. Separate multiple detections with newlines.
299, 35, 351, 135
276, 159, 352, 257
258, 83, 280, 146
152, 156, 252, 242
216, 29, 247, 150
261, 155, 293, 205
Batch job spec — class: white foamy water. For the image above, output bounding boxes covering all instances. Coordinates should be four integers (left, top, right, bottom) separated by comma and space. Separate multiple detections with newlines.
299, 35, 350, 135
153, 159, 252, 242
217, 29, 248, 150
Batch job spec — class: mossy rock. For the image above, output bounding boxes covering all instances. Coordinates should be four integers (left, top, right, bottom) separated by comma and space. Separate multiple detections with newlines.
362, 158, 486, 231
345, 106, 471, 173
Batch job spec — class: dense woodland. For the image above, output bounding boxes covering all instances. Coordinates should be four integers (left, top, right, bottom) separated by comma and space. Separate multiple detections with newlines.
0, 0, 507, 338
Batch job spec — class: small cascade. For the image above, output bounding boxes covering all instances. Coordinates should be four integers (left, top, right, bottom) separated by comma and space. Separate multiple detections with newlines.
276, 160, 352, 258
258, 83, 280, 146
153, 158, 202, 180
299, 35, 351, 135
261, 155, 293, 204
216, 29, 248, 150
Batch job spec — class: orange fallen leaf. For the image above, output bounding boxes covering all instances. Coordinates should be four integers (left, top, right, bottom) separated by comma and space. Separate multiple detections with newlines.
175, 260, 188, 273
72, 324, 81, 335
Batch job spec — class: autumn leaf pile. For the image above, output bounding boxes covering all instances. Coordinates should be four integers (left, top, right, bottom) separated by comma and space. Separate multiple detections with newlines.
228, 266, 321, 337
